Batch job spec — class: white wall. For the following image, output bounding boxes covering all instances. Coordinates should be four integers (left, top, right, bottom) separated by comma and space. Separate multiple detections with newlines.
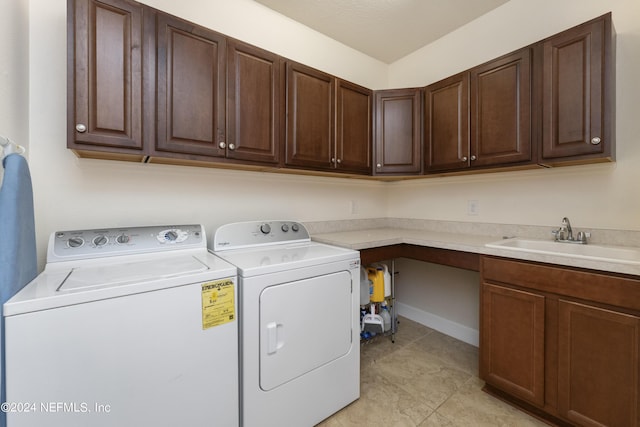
24, 0, 388, 268
387, 0, 640, 231
0, 0, 29, 162
394, 259, 480, 346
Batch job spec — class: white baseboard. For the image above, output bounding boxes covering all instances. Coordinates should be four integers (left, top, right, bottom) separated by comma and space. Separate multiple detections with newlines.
396, 302, 479, 347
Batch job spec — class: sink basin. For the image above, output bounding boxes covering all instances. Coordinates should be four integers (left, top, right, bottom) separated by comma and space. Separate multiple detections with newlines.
486, 238, 640, 265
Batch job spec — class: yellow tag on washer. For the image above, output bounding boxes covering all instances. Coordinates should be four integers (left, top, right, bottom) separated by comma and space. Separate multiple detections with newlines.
201, 279, 235, 330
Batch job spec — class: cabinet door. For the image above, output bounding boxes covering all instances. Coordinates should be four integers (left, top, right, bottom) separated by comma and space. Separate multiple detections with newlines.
424, 73, 469, 172
285, 62, 335, 170
336, 80, 372, 174
471, 49, 532, 166
480, 282, 545, 406
541, 15, 613, 161
154, 13, 226, 158
227, 40, 282, 165
558, 300, 640, 427
68, 0, 143, 156
374, 88, 422, 175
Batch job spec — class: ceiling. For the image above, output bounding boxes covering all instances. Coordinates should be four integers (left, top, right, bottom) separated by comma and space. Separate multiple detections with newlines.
254, 0, 510, 63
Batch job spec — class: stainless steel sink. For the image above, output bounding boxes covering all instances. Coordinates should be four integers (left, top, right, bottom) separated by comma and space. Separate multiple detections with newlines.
485, 238, 640, 265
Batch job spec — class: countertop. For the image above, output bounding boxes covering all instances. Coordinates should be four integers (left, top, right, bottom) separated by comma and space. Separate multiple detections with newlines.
311, 227, 640, 277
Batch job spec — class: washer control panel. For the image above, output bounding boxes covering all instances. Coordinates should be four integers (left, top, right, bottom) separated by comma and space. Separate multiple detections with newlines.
48, 224, 205, 262
213, 220, 310, 251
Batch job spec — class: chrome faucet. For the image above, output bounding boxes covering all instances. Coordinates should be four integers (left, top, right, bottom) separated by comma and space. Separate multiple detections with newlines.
562, 217, 573, 240
553, 217, 590, 244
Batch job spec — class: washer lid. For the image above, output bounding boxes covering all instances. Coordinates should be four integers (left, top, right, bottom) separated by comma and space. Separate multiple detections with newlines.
4, 251, 237, 316
58, 256, 209, 292
213, 241, 358, 277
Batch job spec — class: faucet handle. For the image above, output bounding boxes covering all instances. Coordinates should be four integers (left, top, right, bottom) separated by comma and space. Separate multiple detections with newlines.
576, 231, 591, 243
552, 228, 566, 241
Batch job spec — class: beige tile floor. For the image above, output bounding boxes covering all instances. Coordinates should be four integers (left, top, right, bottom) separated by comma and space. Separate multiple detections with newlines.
318, 317, 549, 426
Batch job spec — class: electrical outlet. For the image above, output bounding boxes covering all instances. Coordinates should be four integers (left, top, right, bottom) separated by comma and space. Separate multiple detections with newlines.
350, 200, 360, 215
467, 200, 479, 216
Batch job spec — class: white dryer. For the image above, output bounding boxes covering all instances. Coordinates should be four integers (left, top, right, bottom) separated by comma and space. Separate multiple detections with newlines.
4, 225, 238, 427
212, 221, 360, 427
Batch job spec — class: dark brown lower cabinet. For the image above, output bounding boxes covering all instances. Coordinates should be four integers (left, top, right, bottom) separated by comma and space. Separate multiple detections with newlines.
481, 256, 640, 427
558, 300, 640, 427
481, 283, 545, 406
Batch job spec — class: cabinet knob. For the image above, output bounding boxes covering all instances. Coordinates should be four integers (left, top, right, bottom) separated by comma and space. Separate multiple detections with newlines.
461, 156, 468, 162
331, 157, 336, 163
75, 124, 87, 133
470, 155, 477, 161
218, 141, 226, 149
376, 163, 382, 168
591, 137, 602, 145
336, 158, 342, 164
228, 143, 235, 150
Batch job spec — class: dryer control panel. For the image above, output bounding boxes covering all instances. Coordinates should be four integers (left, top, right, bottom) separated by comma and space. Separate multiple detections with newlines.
48, 224, 205, 262
213, 220, 310, 251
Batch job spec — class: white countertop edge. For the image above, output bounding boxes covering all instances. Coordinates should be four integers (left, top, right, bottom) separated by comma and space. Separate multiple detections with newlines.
312, 228, 640, 277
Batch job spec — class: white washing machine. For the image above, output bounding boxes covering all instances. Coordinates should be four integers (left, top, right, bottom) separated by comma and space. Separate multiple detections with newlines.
4, 224, 238, 427
211, 220, 360, 427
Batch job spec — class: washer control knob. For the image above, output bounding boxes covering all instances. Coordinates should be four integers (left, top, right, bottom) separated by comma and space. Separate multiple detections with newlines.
93, 235, 108, 246
157, 228, 188, 243
67, 237, 84, 248
281, 224, 289, 232
291, 223, 299, 232
260, 223, 271, 234
116, 234, 130, 244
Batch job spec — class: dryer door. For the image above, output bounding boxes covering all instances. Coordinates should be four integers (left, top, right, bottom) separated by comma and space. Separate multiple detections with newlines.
259, 270, 352, 391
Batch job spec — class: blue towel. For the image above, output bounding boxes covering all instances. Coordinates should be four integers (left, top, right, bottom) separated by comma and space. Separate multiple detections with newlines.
0, 153, 37, 427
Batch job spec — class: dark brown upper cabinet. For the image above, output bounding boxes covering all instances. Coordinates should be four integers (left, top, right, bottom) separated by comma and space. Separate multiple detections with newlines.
149, 14, 283, 166
68, 1, 616, 179
285, 62, 335, 171
374, 88, 422, 175
285, 63, 371, 174
540, 13, 615, 164
227, 40, 283, 165
424, 73, 469, 172
470, 48, 533, 167
425, 48, 533, 173
151, 11, 227, 159
335, 80, 372, 174
67, 0, 144, 161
